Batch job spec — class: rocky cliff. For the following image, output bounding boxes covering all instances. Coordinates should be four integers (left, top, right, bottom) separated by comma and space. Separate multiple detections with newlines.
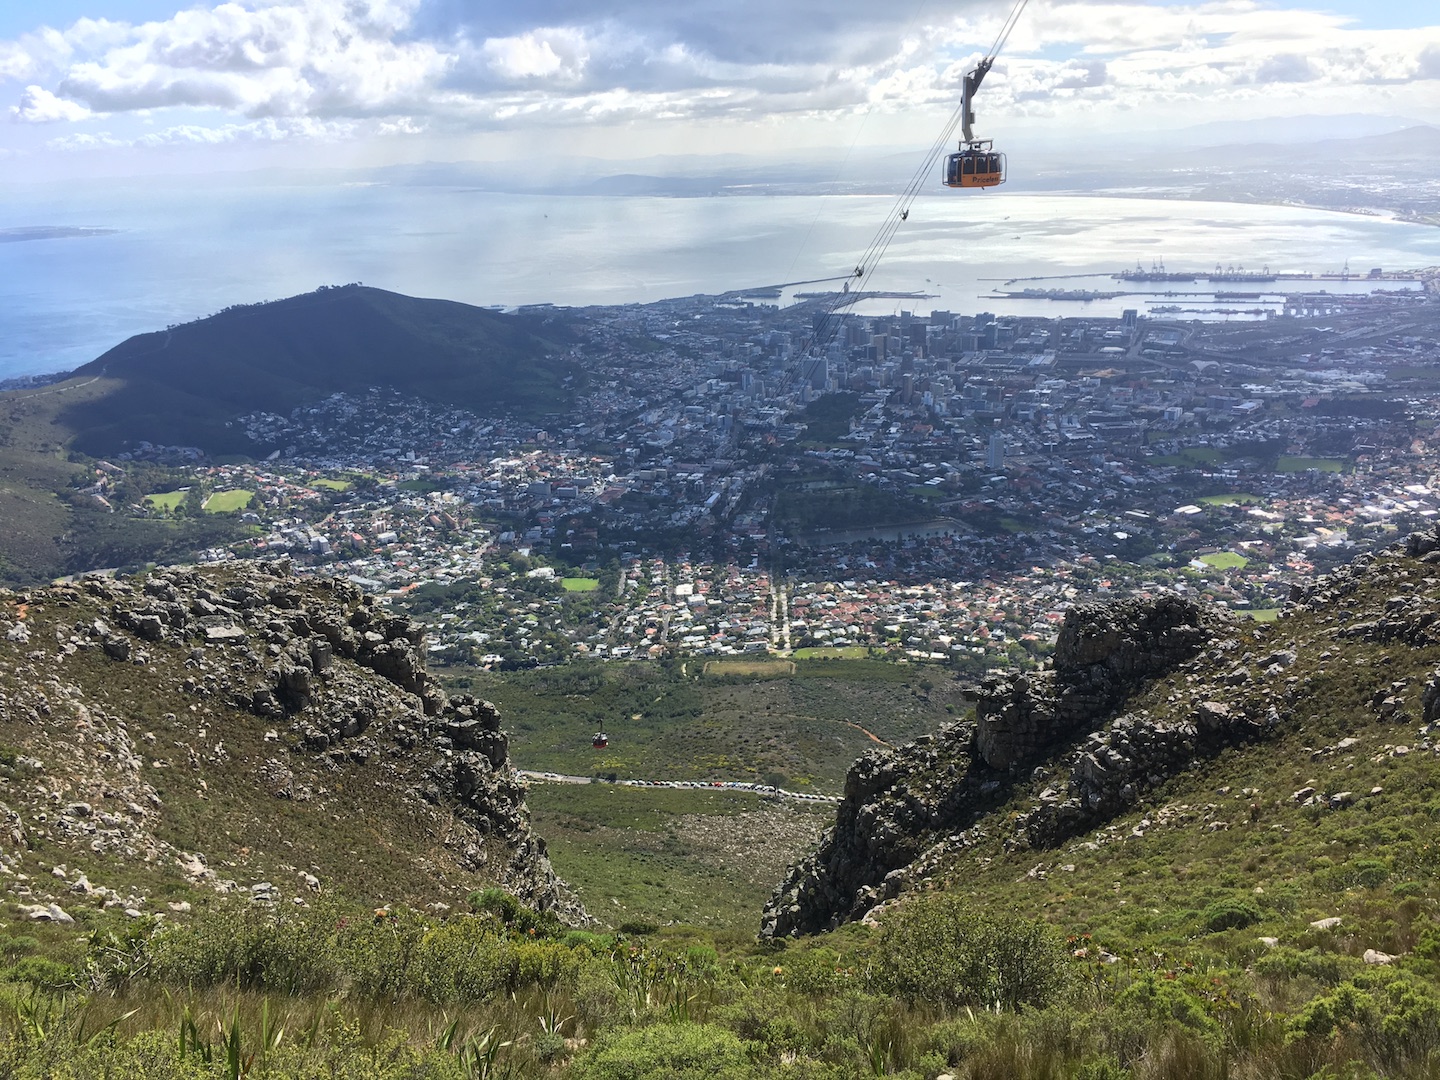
0, 560, 585, 924
765, 530, 1440, 937
763, 592, 1274, 936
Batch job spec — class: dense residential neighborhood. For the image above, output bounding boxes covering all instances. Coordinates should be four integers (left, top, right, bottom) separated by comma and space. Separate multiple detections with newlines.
93, 276, 1440, 668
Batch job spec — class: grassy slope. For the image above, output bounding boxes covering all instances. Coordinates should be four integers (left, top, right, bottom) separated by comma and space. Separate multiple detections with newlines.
0, 574, 520, 918
0, 378, 123, 582
11, 558, 1440, 1076
457, 658, 958, 931
0, 381, 251, 583
527, 783, 831, 931
916, 553, 1440, 972
451, 658, 964, 789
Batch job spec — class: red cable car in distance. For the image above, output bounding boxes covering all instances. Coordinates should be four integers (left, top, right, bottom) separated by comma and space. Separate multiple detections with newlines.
592, 731, 609, 749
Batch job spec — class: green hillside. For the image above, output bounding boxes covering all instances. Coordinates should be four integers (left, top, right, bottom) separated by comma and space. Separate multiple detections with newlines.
12, 548, 1440, 1077
63, 285, 578, 456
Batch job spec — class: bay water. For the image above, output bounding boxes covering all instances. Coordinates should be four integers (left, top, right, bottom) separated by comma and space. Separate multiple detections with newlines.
3, 179, 1438, 380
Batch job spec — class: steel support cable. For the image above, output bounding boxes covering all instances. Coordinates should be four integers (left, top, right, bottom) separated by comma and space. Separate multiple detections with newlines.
809, 100, 965, 350
988, 0, 1031, 60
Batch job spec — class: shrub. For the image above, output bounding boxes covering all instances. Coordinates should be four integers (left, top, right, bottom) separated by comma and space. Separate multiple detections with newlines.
1253, 947, 1353, 987
148, 902, 339, 994
570, 1022, 762, 1079
0, 936, 40, 962
1201, 897, 1262, 933
513, 940, 583, 991
871, 894, 1068, 1010
782, 948, 844, 995
1290, 976, 1440, 1068
711, 986, 808, 1055
563, 930, 615, 954
1114, 975, 1219, 1037
1, 957, 77, 992
411, 919, 514, 1002
468, 887, 520, 923
1076, 1056, 1131, 1080
1314, 859, 1391, 892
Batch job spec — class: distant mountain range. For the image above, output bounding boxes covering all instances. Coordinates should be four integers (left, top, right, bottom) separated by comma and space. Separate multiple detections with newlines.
59, 285, 578, 457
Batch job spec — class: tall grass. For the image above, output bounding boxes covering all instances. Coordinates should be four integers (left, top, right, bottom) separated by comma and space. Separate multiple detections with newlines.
7, 888, 1440, 1078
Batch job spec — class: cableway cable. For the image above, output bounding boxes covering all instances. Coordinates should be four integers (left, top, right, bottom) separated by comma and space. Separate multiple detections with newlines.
805, 0, 1030, 355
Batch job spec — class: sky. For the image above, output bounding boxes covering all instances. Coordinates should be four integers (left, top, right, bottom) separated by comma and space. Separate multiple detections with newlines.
2, 0, 1439, 180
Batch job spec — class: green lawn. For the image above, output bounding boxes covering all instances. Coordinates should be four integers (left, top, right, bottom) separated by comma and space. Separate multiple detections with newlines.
202, 489, 254, 513
1198, 493, 1263, 506
143, 490, 186, 511
1277, 456, 1345, 473
792, 646, 871, 659
310, 478, 353, 491
702, 659, 795, 678
561, 577, 601, 592
1197, 551, 1249, 570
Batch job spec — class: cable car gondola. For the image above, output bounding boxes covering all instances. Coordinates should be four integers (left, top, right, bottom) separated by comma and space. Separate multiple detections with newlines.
592, 732, 609, 749
944, 140, 1005, 189
942, 56, 1007, 190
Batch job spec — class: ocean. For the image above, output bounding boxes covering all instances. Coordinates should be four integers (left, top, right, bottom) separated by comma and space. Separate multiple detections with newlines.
3, 179, 1439, 380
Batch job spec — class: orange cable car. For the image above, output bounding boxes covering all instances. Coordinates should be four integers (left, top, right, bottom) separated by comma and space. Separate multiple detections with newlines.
944, 140, 1006, 189
941, 56, 1007, 190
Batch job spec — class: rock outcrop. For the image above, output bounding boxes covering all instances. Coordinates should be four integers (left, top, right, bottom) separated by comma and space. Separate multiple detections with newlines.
972, 595, 1230, 771
768, 533, 1440, 939
0, 560, 585, 924
763, 594, 1236, 937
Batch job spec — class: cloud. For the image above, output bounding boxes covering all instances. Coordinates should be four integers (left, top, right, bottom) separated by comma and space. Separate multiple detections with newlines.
481, 28, 590, 82
11, 84, 92, 121
1253, 53, 1317, 84
12, 0, 450, 122
45, 130, 124, 150
1419, 45, 1440, 79
2, 0, 1439, 145
133, 116, 358, 145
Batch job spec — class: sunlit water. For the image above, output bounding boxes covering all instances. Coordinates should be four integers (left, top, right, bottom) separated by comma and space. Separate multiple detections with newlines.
2, 180, 1438, 379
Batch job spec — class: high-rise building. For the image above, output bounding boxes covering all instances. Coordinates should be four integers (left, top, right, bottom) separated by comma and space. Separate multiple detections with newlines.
800, 356, 828, 390
986, 421, 1005, 470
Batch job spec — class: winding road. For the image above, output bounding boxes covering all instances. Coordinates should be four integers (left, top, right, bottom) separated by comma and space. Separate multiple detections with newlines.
516, 770, 840, 804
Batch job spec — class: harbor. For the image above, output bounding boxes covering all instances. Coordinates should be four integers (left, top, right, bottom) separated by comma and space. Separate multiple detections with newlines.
973, 262, 1430, 318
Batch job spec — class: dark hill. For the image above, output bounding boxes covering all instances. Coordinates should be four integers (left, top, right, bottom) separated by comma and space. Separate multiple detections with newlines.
63, 285, 578, 456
